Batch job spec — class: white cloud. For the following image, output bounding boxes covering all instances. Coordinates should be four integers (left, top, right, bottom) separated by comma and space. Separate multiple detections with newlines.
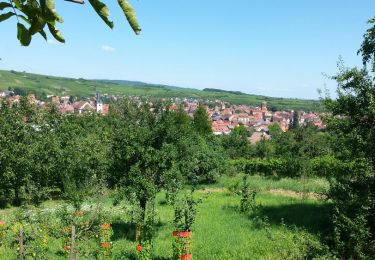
101, 45, 115, 52
47, 39, 58, 45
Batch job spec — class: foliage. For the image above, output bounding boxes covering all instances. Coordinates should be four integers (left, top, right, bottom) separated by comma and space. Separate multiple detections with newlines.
193, 104, 212, 135
173, 191, 200, 232
289, 110, 299, 129
0, 0, 140, 46
240, 175, 258, 213
322, 19, 375, 259
0, 175, 333, 259
222, 124, 253, 159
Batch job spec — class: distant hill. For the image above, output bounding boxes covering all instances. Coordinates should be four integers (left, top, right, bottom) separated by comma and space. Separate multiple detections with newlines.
0, 70, 322, 111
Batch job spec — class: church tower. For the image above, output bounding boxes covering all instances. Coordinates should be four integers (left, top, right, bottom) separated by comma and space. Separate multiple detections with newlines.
261, 101, 267, 111
96, 93, 103, 113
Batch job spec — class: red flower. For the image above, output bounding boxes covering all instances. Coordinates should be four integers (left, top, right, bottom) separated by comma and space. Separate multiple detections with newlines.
178, 231, 192, 238
136, 245, 142, 251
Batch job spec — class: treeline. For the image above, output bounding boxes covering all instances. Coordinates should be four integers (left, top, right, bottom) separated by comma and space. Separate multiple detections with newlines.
0, 100, 224, 210
226, 123, 334, 178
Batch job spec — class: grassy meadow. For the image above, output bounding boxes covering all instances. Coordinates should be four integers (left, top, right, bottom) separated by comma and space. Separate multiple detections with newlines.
0, 70, 321, 111
0, 175, 331, 259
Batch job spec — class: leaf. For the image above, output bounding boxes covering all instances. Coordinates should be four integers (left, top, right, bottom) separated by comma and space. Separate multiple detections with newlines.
0, 11, 15, 22
0, 2, 13, 11
17, 23, 32, 46
18, 14, 31, 25
47, 23, 65, 43
29, 15, 46, 35
40, 0, 46, 12
39, 29, 47, 41
117, 0, 141, 35
45, 0, 63, 23
88, 0, 113, 29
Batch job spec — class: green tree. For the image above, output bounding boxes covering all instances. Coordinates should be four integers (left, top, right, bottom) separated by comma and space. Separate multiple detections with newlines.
289, 110, 299, 129
323, 18, 375, 259
222, 125, 252, 159
193, 104, 212, 135
0, 0, 140, 46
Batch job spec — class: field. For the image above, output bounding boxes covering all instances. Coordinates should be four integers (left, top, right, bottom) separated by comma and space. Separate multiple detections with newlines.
0, 175, 331, 259
0, 70, 321, 111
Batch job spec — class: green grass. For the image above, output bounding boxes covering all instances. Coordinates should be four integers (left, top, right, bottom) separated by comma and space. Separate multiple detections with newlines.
0, 175, 331, 259
204, 174, 330, 194
0, 70, 322, 111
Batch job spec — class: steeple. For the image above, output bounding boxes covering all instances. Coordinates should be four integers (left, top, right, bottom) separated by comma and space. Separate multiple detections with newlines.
96, 93, 103, 113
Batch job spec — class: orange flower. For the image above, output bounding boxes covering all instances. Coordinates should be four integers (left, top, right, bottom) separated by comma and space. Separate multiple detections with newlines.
180, 254, 192, 260
136, 245, 142, 251
100, 223, 111, 230
100, 242, 111, 248
178, 231, 192, 238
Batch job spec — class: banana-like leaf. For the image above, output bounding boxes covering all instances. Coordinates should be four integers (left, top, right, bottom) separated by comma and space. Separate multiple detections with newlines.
47, 23, 65, 43
0, 11, 14, 22
17, 22, 32, 46
88, 0, 113, 29
117, 0, 141, 35
0, 2, 13, 11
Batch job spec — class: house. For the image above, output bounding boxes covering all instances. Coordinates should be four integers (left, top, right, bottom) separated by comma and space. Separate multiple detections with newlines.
249, 131, 270, 144
73, 101, 94, 114
101, 104, 110, 115
51, 95, 60, 104
27, 94, 37, 104
8, 95, 21, 104
212, 120, 231, 135
60, 104, 74, 113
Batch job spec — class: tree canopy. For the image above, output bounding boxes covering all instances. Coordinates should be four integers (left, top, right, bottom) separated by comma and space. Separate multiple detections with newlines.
0, 0, 141, 46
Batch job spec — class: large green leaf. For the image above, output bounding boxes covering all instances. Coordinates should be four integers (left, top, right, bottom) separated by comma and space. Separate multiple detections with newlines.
47, 23, 65, 43
38, 29, 47, 40
88, 0, 114, 29
45, 0, 63, 23
0, 11, 14, 22
17, 22, 32, 46
0, 2, 13, 11
29, 15, 46, 35
117, 0, 141, 35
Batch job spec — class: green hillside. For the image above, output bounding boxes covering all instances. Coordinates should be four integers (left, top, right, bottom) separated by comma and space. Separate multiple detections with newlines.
0, 70, 321, 111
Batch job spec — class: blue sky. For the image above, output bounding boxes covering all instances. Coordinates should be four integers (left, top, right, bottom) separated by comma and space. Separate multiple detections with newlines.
0, 0, 374, 99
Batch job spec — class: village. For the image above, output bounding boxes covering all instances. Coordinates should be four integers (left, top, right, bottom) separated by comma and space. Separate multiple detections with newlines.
0, 90, 325, 144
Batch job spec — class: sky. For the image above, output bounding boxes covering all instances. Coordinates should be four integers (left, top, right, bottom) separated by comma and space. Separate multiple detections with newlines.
1, 0, 375, 99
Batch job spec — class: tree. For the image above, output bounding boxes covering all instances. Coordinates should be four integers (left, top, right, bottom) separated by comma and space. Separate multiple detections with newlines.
193, 104, 212, 135
289, 110, 299, 129
0, 0, 141, 46
323, 18, 375, 259
222, 125, 252, 159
